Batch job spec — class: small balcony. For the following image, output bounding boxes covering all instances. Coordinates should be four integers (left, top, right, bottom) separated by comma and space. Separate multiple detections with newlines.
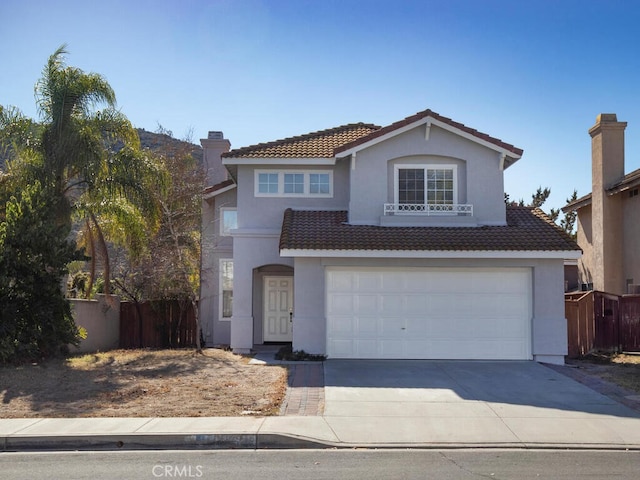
383, 203, 473, 216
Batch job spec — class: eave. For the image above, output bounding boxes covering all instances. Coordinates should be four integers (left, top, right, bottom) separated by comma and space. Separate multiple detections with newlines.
280, 249, 582, 259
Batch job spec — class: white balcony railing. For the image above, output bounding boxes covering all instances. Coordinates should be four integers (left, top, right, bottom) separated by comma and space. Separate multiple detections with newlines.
383, 203, 473, 216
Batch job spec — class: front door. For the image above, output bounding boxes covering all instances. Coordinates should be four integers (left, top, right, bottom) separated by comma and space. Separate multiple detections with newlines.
263, 276, 293, 342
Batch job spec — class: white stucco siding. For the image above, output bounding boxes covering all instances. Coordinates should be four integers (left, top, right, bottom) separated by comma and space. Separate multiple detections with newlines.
348, 125, 507, 226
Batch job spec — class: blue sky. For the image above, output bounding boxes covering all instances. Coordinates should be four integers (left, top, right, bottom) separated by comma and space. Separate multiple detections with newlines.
1, 0, 639, 212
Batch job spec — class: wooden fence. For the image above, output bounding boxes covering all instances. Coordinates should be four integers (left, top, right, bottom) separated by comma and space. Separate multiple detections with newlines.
120, 300, 198, 349
565, 291, 640, 357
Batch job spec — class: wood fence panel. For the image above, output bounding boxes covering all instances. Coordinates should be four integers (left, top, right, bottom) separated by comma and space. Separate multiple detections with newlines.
119, 300, 197, 349
565, 291, 594, 358
620, 295, 640, 352
594, 292, 620, 352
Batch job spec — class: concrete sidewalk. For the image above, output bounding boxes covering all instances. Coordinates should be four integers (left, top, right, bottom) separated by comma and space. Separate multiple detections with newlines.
3, 359, 640, 451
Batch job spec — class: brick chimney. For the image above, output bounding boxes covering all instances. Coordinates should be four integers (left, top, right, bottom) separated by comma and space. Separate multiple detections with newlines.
200, 131, 231, 186
589, 114, 626, 294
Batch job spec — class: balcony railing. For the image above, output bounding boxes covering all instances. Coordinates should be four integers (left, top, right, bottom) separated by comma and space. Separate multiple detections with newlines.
383, 203, 473, 216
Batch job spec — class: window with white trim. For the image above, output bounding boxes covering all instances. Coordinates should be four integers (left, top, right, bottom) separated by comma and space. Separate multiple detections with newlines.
220, 208, 237, 236
220, 260, 233, 320
254, 170, 333, 197
395, 164, 457, 207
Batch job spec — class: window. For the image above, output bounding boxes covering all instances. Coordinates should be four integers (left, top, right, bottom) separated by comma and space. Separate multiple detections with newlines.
629, 188, 639, 198
310, 173, 330, 194
254, 170, 333, 197
220, 260, 233, 320
395, 165, 457, 206
426, 168, 454, 204
398, 169, 425, 204
258, 173, 279, 194
284, 173, 304, 194
220, 208, 237, 236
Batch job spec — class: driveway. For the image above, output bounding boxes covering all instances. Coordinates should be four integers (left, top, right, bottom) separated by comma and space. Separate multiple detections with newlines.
321, 360, 640, 447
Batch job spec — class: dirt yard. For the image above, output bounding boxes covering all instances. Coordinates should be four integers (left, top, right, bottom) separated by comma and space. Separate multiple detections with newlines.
568, 353, 640, 395
0, 349, 288, 418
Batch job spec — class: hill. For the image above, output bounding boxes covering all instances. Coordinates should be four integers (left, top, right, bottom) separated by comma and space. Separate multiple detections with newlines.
0, 129, 202, 171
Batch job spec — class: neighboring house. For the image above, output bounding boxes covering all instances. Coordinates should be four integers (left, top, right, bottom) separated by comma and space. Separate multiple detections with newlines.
200, 109, 580, 364
563, 114, 640, 295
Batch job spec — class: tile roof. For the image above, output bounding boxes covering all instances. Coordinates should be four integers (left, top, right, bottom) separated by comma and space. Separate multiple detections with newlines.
222, 123, 380, 158
203, 178, 235, 196
334, 108, 524, 157
279, 207, 580, 252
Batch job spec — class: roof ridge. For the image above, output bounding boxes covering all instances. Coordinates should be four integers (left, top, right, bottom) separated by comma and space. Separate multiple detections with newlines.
222, 123, 380, 158
334, 108, 523, 157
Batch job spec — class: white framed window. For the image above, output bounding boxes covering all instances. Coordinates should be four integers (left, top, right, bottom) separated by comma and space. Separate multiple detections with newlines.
394, 164, 457, 206
219, 259, 233, 321
220, 208, 237, 236
254, 170, 333, 197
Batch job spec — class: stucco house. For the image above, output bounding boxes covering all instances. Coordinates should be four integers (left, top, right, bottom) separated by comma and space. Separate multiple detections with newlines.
200, 109, 580, 365
563, 113, 640, 295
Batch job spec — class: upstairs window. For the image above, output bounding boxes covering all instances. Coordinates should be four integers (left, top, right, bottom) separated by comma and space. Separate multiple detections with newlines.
395, 165, 457, 207
258, 173, 279, 194
255, 170, 333, 197
426, 168, 454, 204
310, 173, 331, 194
284, 173, 305, 194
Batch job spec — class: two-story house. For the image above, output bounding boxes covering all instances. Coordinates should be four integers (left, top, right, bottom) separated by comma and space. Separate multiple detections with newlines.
562, 114, 640, 295
200, 109, 581, 365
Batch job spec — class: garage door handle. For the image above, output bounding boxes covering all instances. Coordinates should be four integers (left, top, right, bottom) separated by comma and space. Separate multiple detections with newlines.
401, 327, 406, 330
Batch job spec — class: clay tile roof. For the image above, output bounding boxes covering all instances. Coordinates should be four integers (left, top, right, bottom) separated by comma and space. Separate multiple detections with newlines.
203, 178, 235, 196
334, 108, 524, 157
222, 123, 380, 159
279, 207, 580, 252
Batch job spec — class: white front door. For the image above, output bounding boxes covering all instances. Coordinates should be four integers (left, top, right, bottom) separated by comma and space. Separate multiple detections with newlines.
263, 276, 293, 342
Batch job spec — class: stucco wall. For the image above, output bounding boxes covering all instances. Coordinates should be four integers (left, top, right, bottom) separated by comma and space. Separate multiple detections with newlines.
69, 296, 120, 353
200, 189, 236, 346
576, 205, 594, 288
236, 160, 350, 230
623, 194, 640, 289
348, 125, 507, 226
291, 257, 567, 363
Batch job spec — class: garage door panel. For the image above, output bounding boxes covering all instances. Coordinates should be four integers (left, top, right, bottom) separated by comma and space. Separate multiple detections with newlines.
327, 294, 354, 315
326, 268, 532, 360
356, 295, 379, 314
356, 316, 378, 335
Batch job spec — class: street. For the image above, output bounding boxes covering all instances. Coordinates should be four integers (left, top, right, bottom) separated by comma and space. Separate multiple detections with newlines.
1, 449, 640, 479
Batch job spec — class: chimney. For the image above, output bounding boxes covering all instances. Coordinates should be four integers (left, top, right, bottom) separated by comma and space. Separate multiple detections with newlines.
200, 131, 231, 186
589, 114, 626, 293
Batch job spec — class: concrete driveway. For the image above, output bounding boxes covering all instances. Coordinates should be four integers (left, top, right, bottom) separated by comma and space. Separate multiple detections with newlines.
321, 360, 640, 447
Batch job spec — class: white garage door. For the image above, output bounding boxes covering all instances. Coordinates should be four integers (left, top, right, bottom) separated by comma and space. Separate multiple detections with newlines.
326, 267, 532, 360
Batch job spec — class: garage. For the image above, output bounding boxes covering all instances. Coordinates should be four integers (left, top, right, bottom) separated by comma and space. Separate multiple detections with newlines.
326, 267, 532, 360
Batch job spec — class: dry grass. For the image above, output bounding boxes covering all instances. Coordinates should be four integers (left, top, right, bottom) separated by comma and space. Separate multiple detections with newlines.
572, 353, 640, 394
0, 349, 288, 418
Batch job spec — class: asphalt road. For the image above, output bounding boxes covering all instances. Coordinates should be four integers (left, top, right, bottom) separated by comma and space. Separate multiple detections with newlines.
2, 449, 640, 479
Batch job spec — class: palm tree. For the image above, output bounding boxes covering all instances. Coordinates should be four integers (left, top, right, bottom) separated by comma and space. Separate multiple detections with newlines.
4, 45, 166, 295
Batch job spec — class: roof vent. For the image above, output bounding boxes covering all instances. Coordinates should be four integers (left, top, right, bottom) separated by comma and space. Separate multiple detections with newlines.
208, 131, 224, 140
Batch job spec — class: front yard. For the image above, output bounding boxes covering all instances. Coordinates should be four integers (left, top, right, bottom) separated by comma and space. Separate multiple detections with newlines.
0, 349, 288, 418
568, 353, 640, 395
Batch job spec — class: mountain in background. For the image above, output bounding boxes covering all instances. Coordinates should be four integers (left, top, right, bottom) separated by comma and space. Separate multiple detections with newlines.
136, 128, 203, 164
0, 129, 203, 171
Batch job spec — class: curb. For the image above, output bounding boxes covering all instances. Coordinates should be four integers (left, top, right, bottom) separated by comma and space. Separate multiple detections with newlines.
4, 433, 640, 452
1, 433, 333, 452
